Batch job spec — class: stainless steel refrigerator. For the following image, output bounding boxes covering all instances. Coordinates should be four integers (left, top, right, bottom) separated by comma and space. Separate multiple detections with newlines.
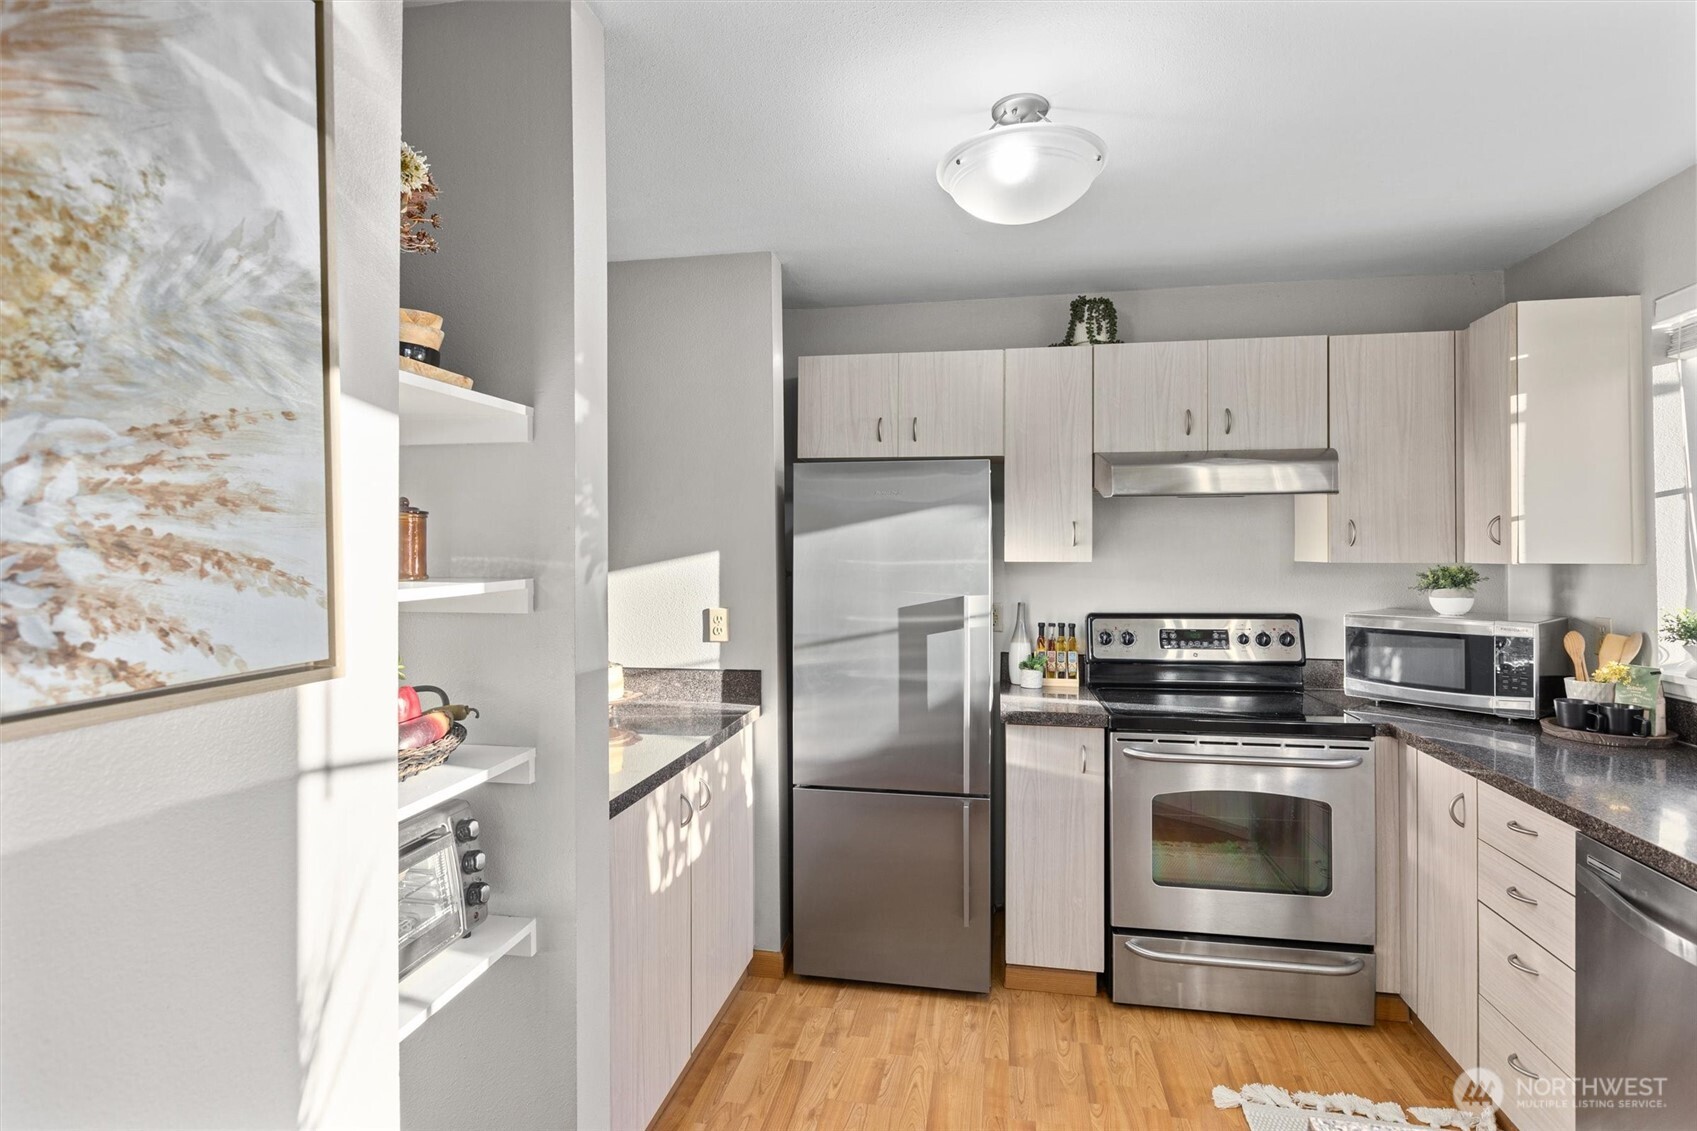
791, 459, 992, 993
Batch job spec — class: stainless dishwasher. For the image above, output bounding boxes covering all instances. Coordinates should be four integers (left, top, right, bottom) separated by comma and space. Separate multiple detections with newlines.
1575, 835, 1697, 1130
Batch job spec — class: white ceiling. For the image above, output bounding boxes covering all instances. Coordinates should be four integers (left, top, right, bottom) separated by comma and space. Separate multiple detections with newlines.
595, 1, 1696, 309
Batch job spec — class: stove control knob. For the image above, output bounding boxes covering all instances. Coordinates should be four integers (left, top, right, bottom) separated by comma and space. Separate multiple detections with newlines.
465, 881, 492, 906
1254, 631, 1272, 648
1098, 629, 1114, 647
1278, 631, 1296, 648
1236, 632, 1251, 645
461, 849, 486, 874
1119, 630, 1136, 646
454, 818, 480, 842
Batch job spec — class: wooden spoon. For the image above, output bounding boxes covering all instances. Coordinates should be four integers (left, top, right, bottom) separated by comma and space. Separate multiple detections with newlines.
1620, 632, 1645, 664
1598, 632, 1628, 669
1563, 630, 1588, 681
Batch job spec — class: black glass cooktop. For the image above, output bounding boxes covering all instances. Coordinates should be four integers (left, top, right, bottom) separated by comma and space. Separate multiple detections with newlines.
1093, 688, 1375, 739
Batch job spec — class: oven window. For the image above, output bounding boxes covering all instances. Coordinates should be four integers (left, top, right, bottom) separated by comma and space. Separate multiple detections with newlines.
1151, 790, 1333, 896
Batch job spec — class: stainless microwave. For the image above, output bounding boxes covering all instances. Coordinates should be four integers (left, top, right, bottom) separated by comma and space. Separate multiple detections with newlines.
1343, 610, 1568, 719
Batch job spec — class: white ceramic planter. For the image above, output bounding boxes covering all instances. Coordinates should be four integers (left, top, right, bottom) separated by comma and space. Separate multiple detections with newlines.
1017, 668, 1044, 689
1564, 678, 1616, 704
1426, 589, 1476, 616
1684, 642, 1697, 667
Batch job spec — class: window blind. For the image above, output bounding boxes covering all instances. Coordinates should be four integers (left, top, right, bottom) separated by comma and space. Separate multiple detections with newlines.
1654, 283, 1697, 359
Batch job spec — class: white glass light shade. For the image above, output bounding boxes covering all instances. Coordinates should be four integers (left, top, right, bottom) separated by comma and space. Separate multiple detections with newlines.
935, 121, 1106, 225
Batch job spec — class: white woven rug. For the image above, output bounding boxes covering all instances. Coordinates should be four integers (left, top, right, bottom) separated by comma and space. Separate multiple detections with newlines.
1215, 1083, 1498, 1131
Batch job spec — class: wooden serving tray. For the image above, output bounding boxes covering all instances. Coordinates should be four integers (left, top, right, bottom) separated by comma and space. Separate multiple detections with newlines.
1539, 717, 1678, 747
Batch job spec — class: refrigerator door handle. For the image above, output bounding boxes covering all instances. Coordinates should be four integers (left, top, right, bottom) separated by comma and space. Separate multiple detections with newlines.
962, 600, 972, 794
961, 802, 971, 926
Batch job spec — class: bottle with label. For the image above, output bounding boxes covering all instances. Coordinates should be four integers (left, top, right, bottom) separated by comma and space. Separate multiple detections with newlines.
1046, 624, 1060, 678
1066, 623, 1079, 679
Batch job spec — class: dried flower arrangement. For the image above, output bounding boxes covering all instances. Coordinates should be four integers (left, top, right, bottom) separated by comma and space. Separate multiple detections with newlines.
401, 141, 441, 253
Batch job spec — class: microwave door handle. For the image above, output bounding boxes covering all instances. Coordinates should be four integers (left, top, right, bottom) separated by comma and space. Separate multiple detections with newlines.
1579, 857, 1697, 968
1120, 744, 1364, 770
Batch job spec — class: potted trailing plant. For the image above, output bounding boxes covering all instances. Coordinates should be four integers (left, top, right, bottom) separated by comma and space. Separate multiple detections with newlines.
1661, 608, 1697, 664
1413, 564, 1484, 616
1052, 295, 1121, 346
1016, 652, 1047, 689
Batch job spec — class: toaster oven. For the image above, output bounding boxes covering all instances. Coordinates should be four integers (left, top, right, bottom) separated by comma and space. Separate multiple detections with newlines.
398, 800, 490, 978
1343, 609, 1567, 719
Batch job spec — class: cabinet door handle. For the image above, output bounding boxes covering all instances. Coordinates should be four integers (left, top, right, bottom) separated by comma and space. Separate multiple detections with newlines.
1346, 519, 1358, 547
1507, 953, 1540, 977
1080, 743, 1088, 774
1507, 1053, 1541, 1080
875, 416, 884, 443
1224, 407, 1233, 435
696, 778, 713, 811
1506, 885, 1538, 907
912, 417, 919, 443
1489, 515, 1503, 545
1071, 519, 1079, 547
1449, 792, 1466, 827
1507, 819, 1539, 837
679, 793, 695, 828
1184, 409, 1193, 436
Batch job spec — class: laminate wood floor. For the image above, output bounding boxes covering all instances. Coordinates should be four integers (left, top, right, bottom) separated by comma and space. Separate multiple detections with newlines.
652, 962, 1459, 1131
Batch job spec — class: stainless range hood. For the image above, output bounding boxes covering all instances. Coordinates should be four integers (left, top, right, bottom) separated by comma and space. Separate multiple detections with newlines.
1093, 449, 1339, 497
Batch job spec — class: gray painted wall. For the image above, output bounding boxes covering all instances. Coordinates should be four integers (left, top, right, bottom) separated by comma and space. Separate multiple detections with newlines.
786, 271, 1508, 657
1503, 166, 1697, 646
1, 5, 403, 1126
398, 3, 609, 1126
609, 252, 789, 952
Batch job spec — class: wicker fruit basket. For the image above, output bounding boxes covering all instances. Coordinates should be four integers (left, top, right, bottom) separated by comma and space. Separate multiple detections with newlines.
398, 723, 467, 781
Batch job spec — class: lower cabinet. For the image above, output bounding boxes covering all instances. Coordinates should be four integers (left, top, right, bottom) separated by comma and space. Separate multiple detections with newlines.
1005, 725, 1105, 974
611, 731, 754, 1130
1414, 749, 1477, 1068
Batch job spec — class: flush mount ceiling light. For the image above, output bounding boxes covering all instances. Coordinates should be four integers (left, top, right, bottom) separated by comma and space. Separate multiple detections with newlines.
935, 93, 1106, 225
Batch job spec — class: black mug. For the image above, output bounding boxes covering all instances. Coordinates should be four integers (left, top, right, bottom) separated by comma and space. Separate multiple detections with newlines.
1600, 703, 1651, 737
1553, 697, 1598, 730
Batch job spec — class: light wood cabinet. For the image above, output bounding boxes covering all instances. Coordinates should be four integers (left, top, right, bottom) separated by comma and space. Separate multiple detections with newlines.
1479, 907, 1575, 1073
1004, 346, 1093, 561
1205, 336, 1328, 450
1005, 725, 1105, 974
797, 353, 898, 458
612, 737, 756, 1130
611, 781, 693, 1131
1296, 332, 1456, 563
686, 730, 754, 1048
1093, 341, 1208, 453
1458, 296, 1643, 565
897, 350, 1003, 457
1479, 998, 1577, 1131
1414, 749, 1477, 1068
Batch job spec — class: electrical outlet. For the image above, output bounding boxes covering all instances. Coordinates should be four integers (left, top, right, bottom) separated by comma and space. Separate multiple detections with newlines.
992, 603, 1003, 633
705, 607, 729, 643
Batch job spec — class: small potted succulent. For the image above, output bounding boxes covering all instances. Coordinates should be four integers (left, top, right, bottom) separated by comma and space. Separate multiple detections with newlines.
1413, 564, 1485, 616
1661, 608, 1697, 665
1016, 652, 1047, 689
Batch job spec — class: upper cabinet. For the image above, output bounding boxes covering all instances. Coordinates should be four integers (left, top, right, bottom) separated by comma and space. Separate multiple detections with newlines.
1205, 336, 1329, 450
797, 350, 1002, 459
1093, 341, 1208, 452
1296, 332, 1456, 563
1458, 297, 1643, 565
1005, 347, 1093, 562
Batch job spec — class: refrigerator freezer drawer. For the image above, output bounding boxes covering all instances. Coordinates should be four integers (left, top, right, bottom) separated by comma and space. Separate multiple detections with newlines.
792, 788, 990, 993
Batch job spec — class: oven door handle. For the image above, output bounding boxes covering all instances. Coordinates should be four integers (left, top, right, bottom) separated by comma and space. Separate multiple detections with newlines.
1120, 744, 1364, 770
1123, 937, 1365, 977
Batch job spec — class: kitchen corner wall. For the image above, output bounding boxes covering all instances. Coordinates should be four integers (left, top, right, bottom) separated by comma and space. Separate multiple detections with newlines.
608, 252, 790, 953
785, 271, 1507, 657
1503, 165, 1697, 648
0, 5, 403, 1127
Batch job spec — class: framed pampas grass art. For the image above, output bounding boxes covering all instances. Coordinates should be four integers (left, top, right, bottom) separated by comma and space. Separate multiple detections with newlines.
1, 0, 339, 735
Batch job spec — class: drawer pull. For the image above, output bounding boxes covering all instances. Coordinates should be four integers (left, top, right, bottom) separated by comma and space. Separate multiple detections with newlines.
1507, 953, 1540, 977
1506, 819, 1539, 837
1505, 885, 1539, 907
1507, 1053, 1541, 1081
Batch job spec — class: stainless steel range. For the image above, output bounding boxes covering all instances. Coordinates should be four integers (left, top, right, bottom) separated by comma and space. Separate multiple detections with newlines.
1087, 613, 1378, 1026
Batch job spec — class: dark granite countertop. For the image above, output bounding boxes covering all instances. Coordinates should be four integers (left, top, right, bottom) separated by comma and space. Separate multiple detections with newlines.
1342, 698, 1697, 887
999, 680, 1110, 727
608, 668, 760, 818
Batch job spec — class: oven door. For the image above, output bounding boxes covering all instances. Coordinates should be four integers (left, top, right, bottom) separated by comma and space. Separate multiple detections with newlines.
399, 825, 468, 978
1110, 732, 1375, 946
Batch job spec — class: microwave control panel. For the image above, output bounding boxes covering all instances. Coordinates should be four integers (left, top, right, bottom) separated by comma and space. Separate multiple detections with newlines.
1493, 635, 1535, 699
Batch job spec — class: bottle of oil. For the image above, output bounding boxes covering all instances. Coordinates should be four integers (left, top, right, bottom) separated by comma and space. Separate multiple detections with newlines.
1065, 623, 1079, 679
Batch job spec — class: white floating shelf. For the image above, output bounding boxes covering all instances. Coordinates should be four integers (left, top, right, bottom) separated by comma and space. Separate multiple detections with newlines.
398, 915, 538, 1041
398, 369, 534, 446
398, 744, 536, 822
398, 578, 533, 614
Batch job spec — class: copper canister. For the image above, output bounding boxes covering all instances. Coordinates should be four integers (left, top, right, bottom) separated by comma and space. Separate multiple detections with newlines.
399, 497, 428, 581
